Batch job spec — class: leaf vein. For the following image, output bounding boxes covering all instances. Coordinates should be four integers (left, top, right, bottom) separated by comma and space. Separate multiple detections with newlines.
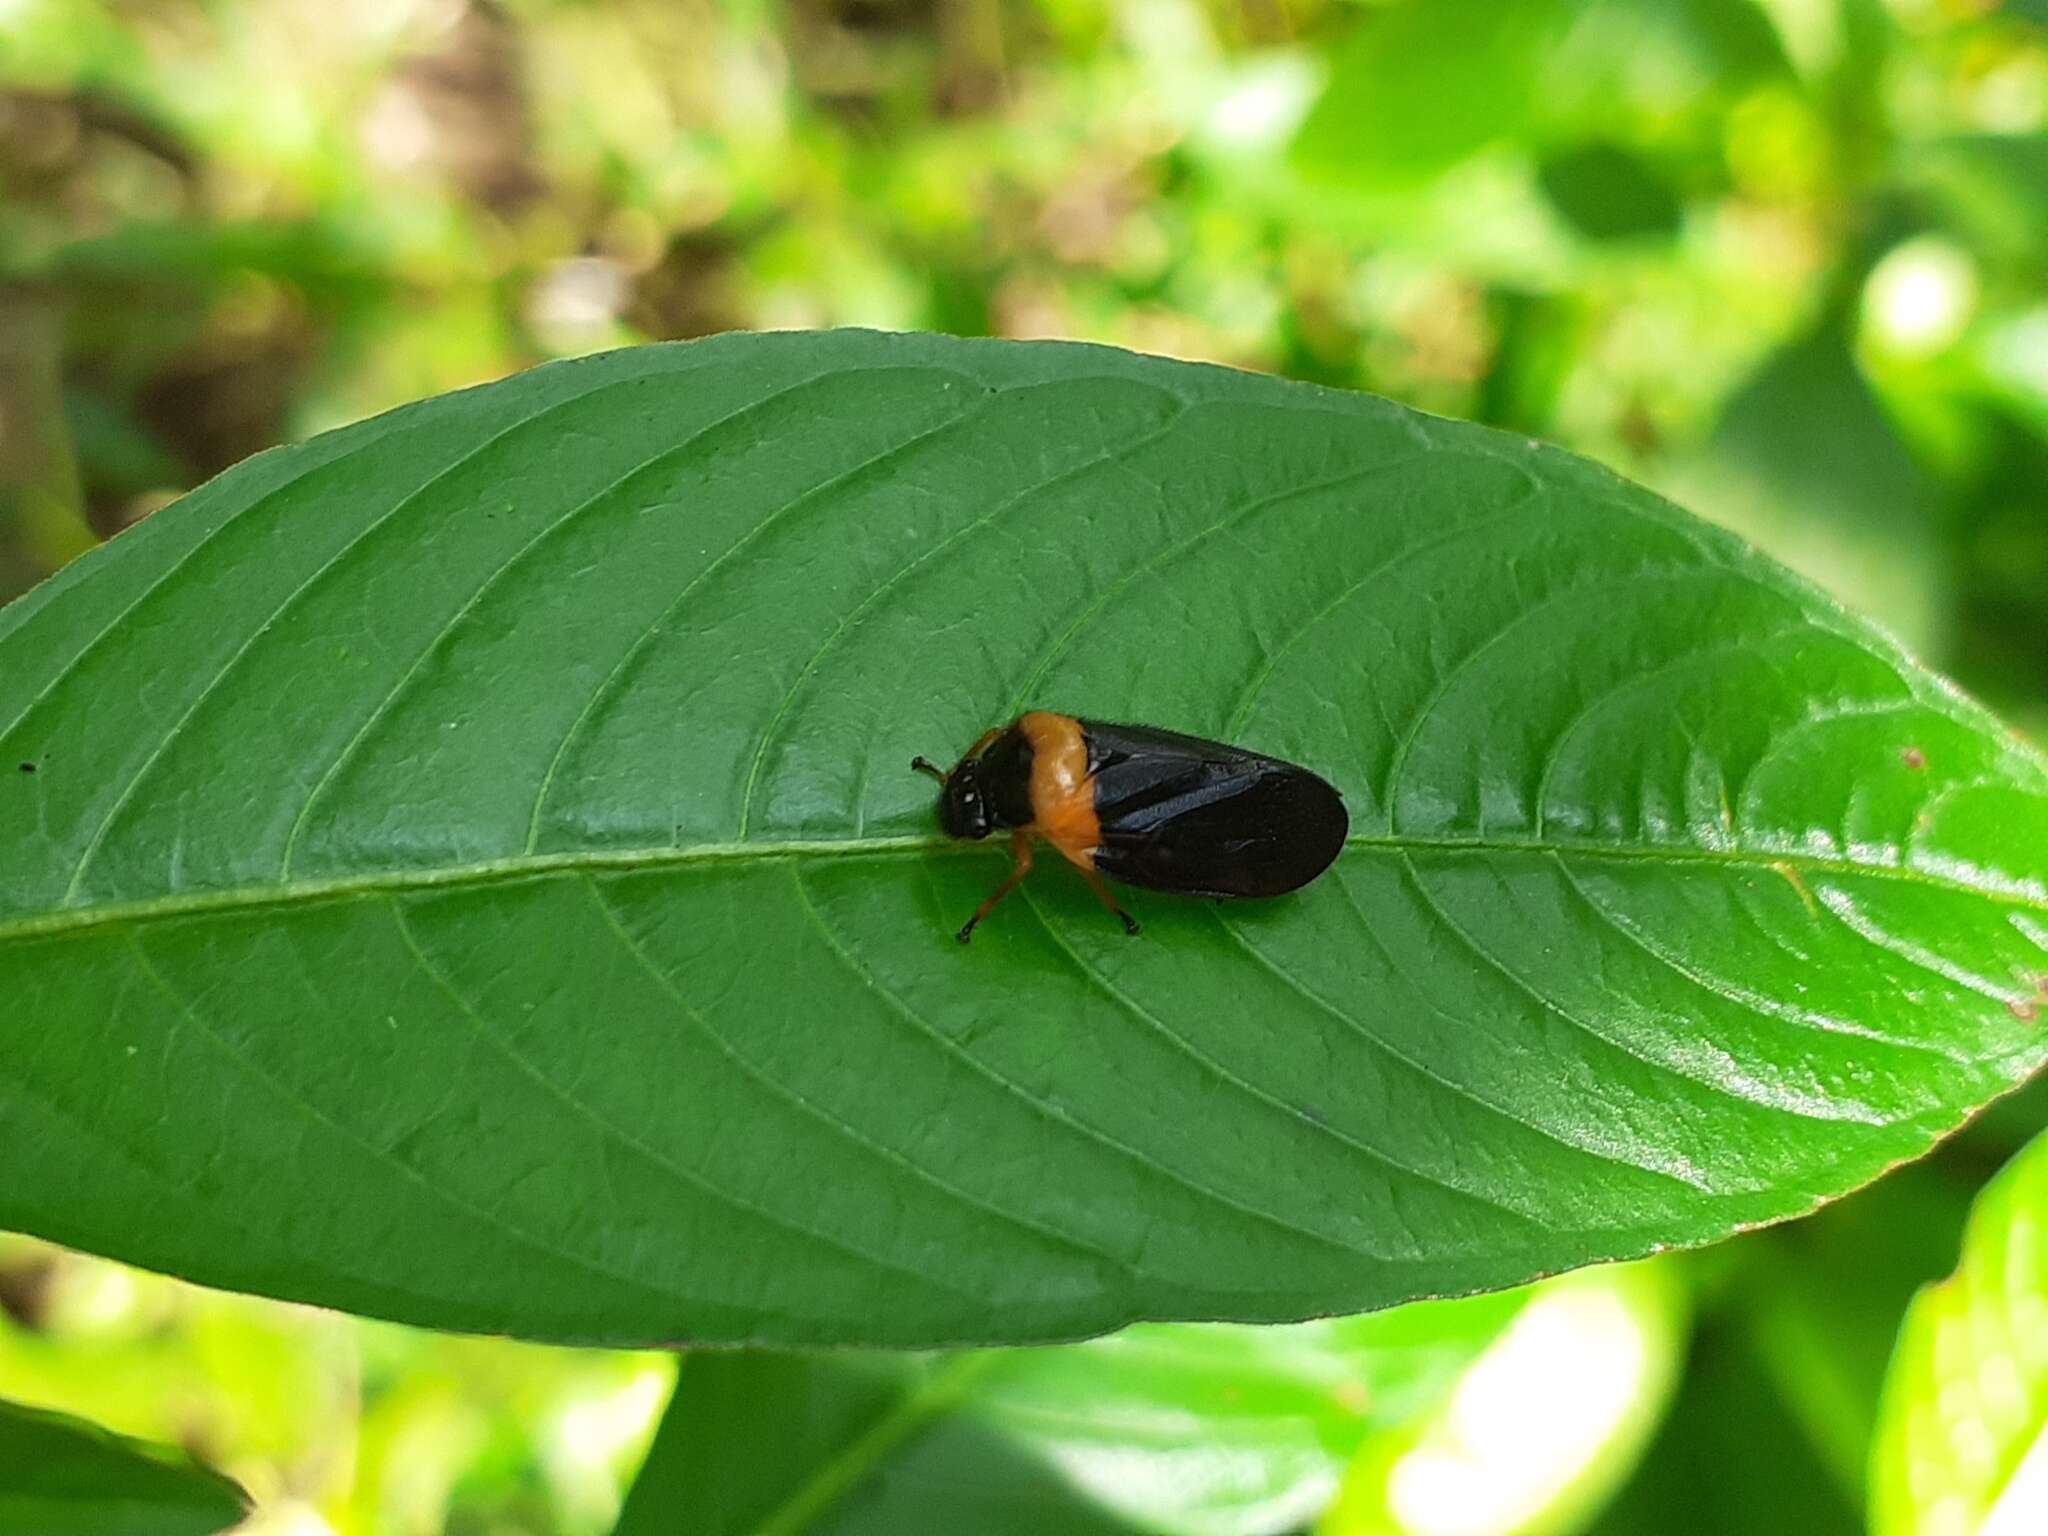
524, 382, 1000, 851
1549, 854, 1969, 1068
1382, 565, 1747, 830
6, 830, 2046, 948
1396, 850, 1870, 1123
1219, 485, 1547, 742
56, 365, 797, 904
733, 396, 1192, 836
121, 929, 701, 1309
788, 864, 1390, 1262
1001, 453, 1434, 721
582, 873, 1136, 1283
1021, 886, 1548, 1232
1320, 867, 1720, 1192
277, 367, 898, 875
395, 892, 992, 1309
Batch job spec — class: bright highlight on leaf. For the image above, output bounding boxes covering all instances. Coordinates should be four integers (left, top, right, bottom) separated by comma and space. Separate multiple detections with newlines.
1398, 1269, 1677, 1534
1, 328, 2045, 1351
1324, 1263, 1684, 1536
1872, 1129, 2048, 1536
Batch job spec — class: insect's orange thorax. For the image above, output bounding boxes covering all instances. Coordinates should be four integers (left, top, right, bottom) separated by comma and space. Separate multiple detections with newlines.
1018, 711, 1102, 864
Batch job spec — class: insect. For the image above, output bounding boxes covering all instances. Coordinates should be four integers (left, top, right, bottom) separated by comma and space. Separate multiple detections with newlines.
913, 711, 1348, 943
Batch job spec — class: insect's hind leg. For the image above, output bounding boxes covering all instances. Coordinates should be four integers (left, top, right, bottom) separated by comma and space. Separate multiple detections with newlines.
958, 832, 1035, 944
1077, 866, 1141, 937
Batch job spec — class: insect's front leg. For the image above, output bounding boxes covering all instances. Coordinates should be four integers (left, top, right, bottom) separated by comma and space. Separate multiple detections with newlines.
958, 831, 1035, 944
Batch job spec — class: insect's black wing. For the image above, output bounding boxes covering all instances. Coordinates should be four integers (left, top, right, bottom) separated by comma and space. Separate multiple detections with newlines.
1081, 720, 1348, 898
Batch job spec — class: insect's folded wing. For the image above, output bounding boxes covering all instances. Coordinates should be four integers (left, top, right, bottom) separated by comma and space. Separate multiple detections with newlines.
1091, 758, 1347, 898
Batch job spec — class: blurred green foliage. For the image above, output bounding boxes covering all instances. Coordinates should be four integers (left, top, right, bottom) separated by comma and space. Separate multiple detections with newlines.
1, 0, 2045, 1531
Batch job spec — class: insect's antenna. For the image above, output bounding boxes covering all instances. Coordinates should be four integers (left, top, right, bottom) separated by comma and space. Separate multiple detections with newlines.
910, 756, 948, 783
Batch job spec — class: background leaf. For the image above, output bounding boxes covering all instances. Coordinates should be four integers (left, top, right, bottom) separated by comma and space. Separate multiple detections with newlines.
616, 1291, 1529, 1536
617, 1352, 1143, 1536
1536, 143, 1684, 243
1870, 1128, 2048, 1536
1734, 1162, 1977, 1508
1292, 0, 1563, 190
1590, 1302, 1861, 1536
1663, 307, 1950, 657
0, 1395, 246, 1536
3, 328, 2046, 1351
1320, 1263, 1685, 1536
1903, 135, 2048, 265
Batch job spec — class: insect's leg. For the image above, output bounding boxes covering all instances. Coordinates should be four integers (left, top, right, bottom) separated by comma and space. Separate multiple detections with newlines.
958, 832, 1035, 944
911, 756, 947, 781
1077, 866, 1141, 937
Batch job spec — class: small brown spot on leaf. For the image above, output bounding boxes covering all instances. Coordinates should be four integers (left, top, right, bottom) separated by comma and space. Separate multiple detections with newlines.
1902, 747, 1927, 770
2009, 998, 2038, 1024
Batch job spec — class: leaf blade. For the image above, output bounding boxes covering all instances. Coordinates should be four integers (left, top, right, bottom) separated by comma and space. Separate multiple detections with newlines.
2, 328, 2043, 1348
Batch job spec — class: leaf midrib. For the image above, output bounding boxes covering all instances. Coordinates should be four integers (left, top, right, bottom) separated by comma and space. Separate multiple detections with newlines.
3, 831, 2040, 948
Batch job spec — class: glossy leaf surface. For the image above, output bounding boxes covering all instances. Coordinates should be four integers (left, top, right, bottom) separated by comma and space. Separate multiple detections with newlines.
2, 329, 2045, 1349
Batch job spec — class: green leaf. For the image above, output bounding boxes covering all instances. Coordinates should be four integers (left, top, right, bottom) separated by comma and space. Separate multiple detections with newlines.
1536, 143, 1684, 243
1738, 1162, 1977, 1508
615, 1352, 1140, 1536
1294, 0, 1785, 199
1590, 1312, 1860, 1536
1871, 1130, 2048, 1536
1293, 0, 1563, 189
0, 1396, 246, 1536
1903, 134, 2048, 265
2, 328, 2045, 1350
1666, 313, 1950, 656
617, 1294, 1527, 1536
1539, 0, 1789, 135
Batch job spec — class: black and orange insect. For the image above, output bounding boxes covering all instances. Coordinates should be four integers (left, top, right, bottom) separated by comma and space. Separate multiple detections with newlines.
913, 711, 1348, 943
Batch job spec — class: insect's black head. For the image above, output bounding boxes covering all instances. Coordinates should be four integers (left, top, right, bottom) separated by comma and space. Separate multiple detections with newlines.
936, 763, 994, 840
912, 751, 996, 840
